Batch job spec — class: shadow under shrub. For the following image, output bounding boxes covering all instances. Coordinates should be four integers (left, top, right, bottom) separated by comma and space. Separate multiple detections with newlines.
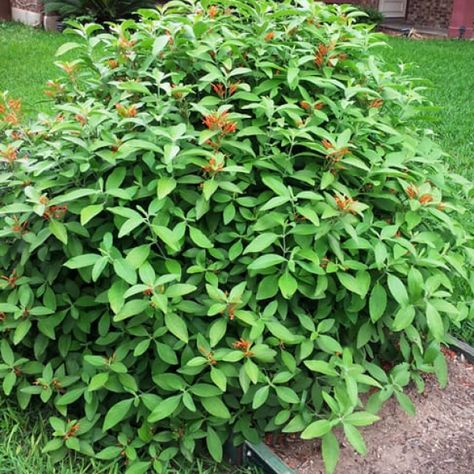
0, 1, 473, 473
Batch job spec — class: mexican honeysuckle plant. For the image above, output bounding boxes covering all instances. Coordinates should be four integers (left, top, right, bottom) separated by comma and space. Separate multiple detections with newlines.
0, 1, 473, 473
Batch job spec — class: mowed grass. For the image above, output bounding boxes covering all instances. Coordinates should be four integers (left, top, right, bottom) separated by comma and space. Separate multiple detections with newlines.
0, 21, 473, 471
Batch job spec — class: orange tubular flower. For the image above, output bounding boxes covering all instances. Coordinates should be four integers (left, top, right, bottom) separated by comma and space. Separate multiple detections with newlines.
335, 195, 357, 214
0, 98, 22, 125
300, 101, 311, 110
0, 145, 18, 165
314, 43, 331, 68
211, 83, 226, 98
201, 156, 224, 174
228, 82, 240, 95
322, 139, 333, 150
405, 185, 418, 199
264, 31, 275, 41
419, 193, 434, 205
107, 59, 119, 69
208, 5, 218, 18
369, 98, 384, 109
116, 103, 137, 118
233, 339, 253, 357
202, 111, 237, 135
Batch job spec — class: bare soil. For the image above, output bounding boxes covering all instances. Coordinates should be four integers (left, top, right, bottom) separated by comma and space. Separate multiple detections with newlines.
273, 353, 474, 474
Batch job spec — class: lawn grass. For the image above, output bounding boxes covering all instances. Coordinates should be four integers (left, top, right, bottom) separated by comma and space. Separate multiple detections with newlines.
0, 396, 259, 473
1, 21, 473, 472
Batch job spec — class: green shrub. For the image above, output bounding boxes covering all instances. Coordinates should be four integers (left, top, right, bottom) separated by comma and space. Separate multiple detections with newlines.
0, 1, 473, 473
354, 6, 385, 26
44, 0, 156, 22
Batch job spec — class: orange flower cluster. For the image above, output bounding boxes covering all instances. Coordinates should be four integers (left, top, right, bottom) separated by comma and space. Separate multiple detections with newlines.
75, 114, 87, 126
300, 100, 325, 111
11, 216, 29, 235
0, 145, 18, 165
369, 98, 384, 108
165, 30, 174, 46
118, 36, 136, 49
58, 62, 79, 77
322, 139, 349, 162
203, 111, 237, 135
314, 43, 333, 67
208, 5, 219, 18
43, 205, 68, 221
107, 59, 119, 69
335, 195, 357, 214
233, 339, 253, 357
405, 185, 418, 199
1, 269, 17, 288
264, 31, 276, 41
199, 347, 217, 365
116, 103, 138, 118
201, 156, 224, 174
419, 193, 433, 205
211, 82, 240, 98
0, 98, 21, 125
64, 423, 80, 440
44, 80, 65, 98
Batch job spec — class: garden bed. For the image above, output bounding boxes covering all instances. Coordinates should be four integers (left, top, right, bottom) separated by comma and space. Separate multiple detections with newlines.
271, 353, 474, 473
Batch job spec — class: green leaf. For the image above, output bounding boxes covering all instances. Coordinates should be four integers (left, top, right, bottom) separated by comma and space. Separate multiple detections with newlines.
369, 284, 387, 322
103, 398, 133, 430
301, 419, 332, 439
210, 367, 227, 391
343, 423, 366, 455
395, 391, 416, 416
252, 386, 270, 409
243, 233, 278, 254
153, 225, 180, 252
322, 431, 340, 474
153, 35, 169, 56
344, 411, 379, 426
13, 320, 32, 345
387, 274, 409, 306
275, 386, 299, 404
206, 426, 223, 463
49, 220, 68, 245
248, 254, 286, 271
165, 313, 188, 343
304, 360, 338, 376
148, 395, 181, 422
201, 397, 231, 419
113, 258, 137, 285
1, 340, 14, 366
278, 271, 298, 299
189, 226, 213, 248
392, 305, 416, 331
157, 177, 176, 199
64, 254, 100, 269
88, 373, 109, 391
209, 318, 227, 347
114, 299, 149, 322
426, 303, 444, 341
317, 335, 342, 354
80, 204, 103, 225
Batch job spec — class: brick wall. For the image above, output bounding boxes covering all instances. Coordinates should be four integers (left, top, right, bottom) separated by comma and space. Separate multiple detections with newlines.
11, 0, 43, 13
324, 1, 379, 6
406, 0, 453, 29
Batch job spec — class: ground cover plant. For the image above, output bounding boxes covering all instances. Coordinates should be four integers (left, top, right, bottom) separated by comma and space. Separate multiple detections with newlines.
0, 1, 473, 473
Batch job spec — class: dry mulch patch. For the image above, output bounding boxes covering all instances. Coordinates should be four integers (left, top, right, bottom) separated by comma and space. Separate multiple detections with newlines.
271, 354, 474, 473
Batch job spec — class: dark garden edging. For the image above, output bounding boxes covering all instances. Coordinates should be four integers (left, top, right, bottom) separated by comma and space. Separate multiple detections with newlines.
447, 334, 474, 362
225, 440, 295, 474
226, 334, 474, 474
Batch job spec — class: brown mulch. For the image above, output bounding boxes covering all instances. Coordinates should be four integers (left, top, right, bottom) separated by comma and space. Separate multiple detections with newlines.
271, 354, 474, 474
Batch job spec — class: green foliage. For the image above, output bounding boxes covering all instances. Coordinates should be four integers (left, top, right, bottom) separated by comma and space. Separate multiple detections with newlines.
0, 1, 473, 473
43, 0, 156, 22
354, 6, 385, 26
